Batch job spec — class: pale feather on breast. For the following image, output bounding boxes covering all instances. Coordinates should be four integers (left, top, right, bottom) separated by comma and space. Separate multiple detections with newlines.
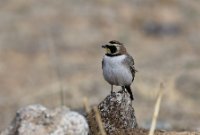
102, 55, 133, 86
103, 55, 126, 66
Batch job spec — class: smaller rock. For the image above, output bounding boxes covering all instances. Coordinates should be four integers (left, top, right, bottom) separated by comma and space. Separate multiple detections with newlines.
1, 104, 89, 135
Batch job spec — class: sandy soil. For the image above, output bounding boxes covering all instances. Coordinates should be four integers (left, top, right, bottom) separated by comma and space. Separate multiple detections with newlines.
0, 0, 200, 131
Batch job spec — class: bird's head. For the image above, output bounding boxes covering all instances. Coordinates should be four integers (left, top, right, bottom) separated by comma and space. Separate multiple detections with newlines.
102, 40, 126, 56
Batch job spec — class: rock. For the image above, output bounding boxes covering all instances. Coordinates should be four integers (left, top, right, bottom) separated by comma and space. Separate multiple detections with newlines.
1, 104, 89, 135
87, 90, 138, 134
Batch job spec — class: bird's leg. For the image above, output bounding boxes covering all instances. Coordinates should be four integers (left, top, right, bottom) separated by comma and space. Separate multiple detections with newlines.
121, 86, 126, 92
111, 85, 114, 94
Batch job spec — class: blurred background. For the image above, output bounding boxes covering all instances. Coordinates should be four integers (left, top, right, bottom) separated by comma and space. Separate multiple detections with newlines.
0, 0, 200, 131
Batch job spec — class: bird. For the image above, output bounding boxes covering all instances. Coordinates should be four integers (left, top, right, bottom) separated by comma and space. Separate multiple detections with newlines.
101, 40, 136, 100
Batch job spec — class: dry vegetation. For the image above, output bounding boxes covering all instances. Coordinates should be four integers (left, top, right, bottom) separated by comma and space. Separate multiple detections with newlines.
0, 0, 200, 133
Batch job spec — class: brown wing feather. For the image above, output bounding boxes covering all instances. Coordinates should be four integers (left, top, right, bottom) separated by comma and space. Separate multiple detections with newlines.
124, 54, 136, 82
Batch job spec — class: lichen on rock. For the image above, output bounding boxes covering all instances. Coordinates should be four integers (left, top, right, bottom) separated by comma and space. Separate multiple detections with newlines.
1, 104, 89, 135
87, 90, 138, 134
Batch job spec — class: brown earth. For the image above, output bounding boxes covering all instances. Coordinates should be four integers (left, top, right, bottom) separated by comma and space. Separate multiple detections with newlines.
107, 128, 199, 135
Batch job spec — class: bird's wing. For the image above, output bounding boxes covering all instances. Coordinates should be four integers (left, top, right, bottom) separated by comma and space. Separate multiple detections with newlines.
124, 54, 136, 82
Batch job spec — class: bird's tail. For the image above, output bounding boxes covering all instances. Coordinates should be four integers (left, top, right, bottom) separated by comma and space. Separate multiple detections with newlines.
125, 86, 134, 100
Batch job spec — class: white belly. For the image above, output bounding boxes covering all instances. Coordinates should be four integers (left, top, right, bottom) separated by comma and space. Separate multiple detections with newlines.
103, 55, 132, 86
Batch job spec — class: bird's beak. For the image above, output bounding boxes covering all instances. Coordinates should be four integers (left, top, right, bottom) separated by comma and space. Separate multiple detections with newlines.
102, 45, 110, 53
102, 45, 106, 48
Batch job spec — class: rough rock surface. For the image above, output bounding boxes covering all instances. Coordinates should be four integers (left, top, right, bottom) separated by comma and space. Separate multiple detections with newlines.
1, 104, 88, 135
87, 90, 137, 134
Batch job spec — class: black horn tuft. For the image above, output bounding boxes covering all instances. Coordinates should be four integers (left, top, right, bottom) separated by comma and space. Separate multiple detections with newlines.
109, 40, 123, 45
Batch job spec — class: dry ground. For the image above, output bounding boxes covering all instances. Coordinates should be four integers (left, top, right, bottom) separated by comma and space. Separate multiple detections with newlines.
0, 0, 200, 132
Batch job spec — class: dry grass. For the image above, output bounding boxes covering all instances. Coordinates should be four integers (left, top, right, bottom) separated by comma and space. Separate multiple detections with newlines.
83, 97, 90, 113
149, 83, 164, 135
93, 106, 106, 135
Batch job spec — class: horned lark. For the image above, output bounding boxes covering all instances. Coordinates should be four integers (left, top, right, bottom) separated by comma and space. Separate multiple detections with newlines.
102, 40, 136, 100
